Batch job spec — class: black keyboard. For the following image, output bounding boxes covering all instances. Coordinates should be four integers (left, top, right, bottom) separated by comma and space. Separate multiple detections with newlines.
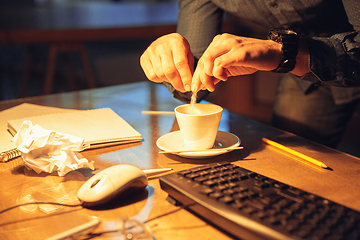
159, 162, 360, 240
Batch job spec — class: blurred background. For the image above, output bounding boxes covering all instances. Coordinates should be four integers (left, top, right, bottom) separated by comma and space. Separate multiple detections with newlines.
0, 0, 359, 157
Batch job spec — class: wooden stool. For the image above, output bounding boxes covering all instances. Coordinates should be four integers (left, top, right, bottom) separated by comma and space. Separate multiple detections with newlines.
21, 42, 97, 97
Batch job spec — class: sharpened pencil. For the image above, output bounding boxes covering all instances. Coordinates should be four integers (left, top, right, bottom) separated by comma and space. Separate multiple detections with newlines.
262, 138, 329, 169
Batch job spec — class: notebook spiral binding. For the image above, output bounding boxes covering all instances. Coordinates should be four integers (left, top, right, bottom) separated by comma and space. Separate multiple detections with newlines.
0, 149, 21, 162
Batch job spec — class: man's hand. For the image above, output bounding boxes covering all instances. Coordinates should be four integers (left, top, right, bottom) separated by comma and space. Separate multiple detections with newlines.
191, 33, 283, 92
140, 33, 194, 92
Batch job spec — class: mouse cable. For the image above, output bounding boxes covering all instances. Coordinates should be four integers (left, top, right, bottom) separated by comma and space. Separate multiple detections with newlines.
82, 203, 198, 238
0, 201, 196, 239
145, 202, 196, 224
0, 201, 83, 215
0, 201, 194, 217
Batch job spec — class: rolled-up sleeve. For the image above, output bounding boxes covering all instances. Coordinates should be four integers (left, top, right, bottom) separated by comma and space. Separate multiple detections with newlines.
302, 0, 360, 87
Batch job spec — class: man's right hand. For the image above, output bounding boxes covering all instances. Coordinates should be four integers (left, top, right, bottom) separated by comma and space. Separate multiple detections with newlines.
140, 33, 194, 92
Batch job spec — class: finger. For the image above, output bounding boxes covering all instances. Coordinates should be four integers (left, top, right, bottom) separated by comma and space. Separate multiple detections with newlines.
202, 35, 222, 77
145, 47, 172, 84
196, 56, 216, 92
140, 53, 163, 83
212, 52, 238, 79
159, 50, 185, 92
188, 50, 195, 75
199, 78, 221, 91
212, 65, 228, 81
213, 78, 223, 85
188, 50, 195, 87
191, 66, 202, 92
200, 66, 215, 92
172, 47, 193, 92
192, 57, 215, 92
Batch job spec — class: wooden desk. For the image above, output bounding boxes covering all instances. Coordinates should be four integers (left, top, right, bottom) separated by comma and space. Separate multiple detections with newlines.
1, 82, 360, 240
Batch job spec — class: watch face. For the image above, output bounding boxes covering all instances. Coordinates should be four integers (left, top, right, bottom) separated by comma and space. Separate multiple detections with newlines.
282, 29, 297, 35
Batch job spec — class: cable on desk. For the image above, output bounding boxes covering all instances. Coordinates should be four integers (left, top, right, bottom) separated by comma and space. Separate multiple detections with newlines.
79, 203, 197, 239
0, 199, 194, 217
0, 200, 196, 239
145, 202, 196, 224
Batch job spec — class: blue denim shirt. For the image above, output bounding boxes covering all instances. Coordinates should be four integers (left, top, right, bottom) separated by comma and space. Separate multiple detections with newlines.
166, 0, 360, 105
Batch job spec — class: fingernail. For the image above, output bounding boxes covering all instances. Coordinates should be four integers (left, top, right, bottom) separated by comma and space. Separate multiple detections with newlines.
208, 85, 215, 92
191, 84, 198, 92
184, 84, 191, 92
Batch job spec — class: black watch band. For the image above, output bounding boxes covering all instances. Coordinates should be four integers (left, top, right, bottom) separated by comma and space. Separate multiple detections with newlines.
268, 29, 299, 73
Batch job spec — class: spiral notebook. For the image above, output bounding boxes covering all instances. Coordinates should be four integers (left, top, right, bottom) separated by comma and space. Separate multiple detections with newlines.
2, 104, 142, 161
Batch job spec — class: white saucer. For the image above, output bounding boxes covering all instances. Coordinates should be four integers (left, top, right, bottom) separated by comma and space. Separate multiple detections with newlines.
156, 131, 241, 159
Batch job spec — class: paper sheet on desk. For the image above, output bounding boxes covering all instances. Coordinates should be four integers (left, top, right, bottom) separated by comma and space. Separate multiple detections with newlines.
12, 120, 94, 176
0, 103, 77, 154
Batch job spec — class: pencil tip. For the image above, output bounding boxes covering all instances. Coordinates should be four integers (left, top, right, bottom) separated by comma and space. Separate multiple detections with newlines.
323, 164, 333, 171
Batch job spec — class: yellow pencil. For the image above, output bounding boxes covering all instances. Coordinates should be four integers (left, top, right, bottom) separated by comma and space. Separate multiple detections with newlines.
262, 138, 329, 169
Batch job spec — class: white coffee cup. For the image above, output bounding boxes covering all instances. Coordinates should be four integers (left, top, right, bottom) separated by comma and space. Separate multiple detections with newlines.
175, 103, 223, 150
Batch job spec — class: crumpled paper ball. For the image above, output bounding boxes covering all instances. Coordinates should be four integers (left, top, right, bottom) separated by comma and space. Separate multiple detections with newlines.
12, 120, 94, 176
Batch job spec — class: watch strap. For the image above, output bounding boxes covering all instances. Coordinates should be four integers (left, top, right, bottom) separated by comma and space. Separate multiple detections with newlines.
268, 29, 299, 73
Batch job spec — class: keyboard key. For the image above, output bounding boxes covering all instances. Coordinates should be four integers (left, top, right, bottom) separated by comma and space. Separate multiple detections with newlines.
193, 176, 208, 183
219, 195, 234, 204
245, 199, 268, 210
231, 200, 245, 210
209, 191, 224, 199
279, 189, 305, 203
184, 172, 200, 179
254, 181, 270, 190
200, 187, 214, 195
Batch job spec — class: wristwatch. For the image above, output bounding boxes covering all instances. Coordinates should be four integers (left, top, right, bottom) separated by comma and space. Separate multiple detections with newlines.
268, 29, 299, 73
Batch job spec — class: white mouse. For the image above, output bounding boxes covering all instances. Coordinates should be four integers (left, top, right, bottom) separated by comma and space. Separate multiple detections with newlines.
77, 164, 148, 207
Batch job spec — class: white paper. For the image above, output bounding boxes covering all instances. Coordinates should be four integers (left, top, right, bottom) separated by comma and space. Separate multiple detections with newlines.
12, 120, 94, 176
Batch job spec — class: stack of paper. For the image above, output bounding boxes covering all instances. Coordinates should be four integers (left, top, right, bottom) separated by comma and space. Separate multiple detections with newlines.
0, 103, 78, 155
1, 103, 142, 161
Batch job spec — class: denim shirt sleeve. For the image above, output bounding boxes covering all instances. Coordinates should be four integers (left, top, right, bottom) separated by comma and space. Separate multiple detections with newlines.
301, 0, 360, 87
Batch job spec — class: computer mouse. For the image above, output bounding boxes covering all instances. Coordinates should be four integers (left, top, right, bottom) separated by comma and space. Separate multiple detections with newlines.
77, 164, 148, 207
